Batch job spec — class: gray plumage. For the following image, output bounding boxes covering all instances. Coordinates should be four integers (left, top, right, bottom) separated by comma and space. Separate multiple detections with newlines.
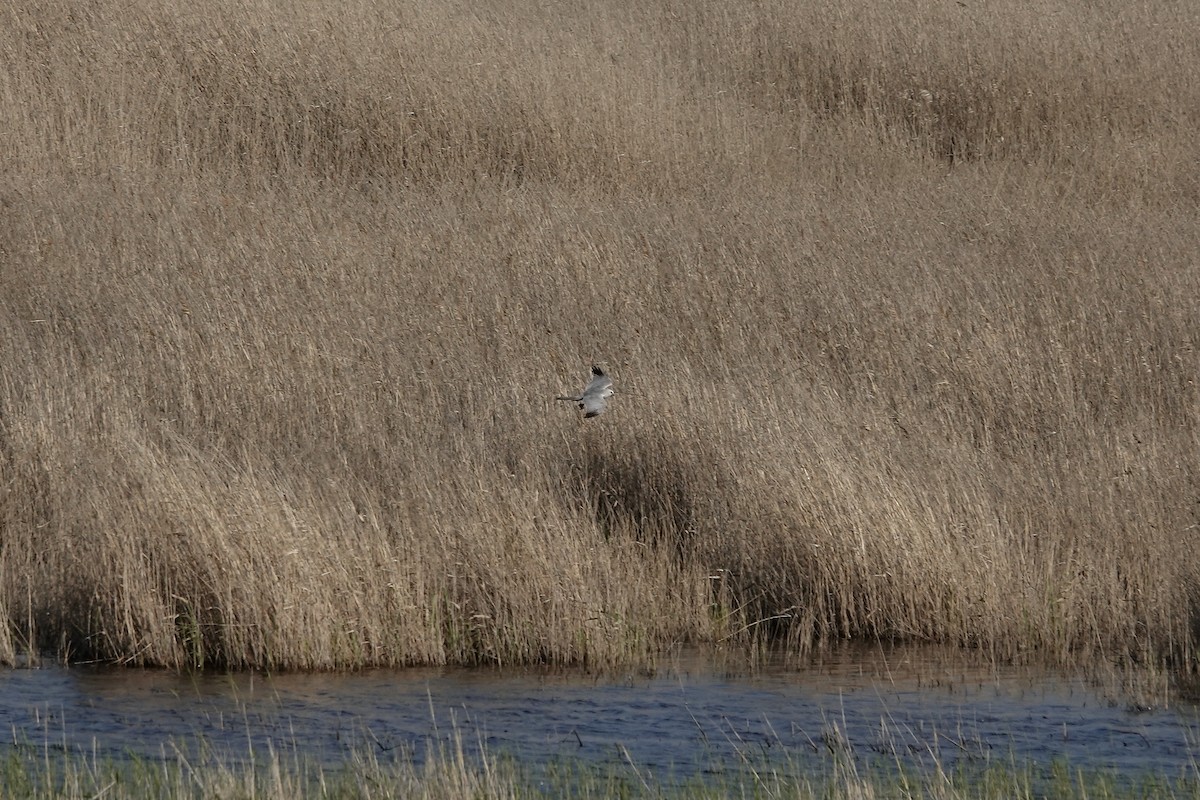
557, 366, 614, 418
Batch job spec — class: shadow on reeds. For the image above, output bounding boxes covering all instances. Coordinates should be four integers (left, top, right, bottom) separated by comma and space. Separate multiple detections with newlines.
557, 424, 735, 561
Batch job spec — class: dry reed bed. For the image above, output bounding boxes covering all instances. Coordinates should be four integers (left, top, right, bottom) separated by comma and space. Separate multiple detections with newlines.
0, 0, 1197, 670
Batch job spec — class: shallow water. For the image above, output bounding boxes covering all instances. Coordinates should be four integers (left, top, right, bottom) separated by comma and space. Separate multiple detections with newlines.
2, 645, 1198, 786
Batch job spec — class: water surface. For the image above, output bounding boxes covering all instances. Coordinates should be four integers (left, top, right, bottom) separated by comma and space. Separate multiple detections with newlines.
2, 645, 1197, 786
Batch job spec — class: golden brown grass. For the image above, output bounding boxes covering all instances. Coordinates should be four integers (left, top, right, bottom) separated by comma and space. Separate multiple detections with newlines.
1, 0, 1198, 670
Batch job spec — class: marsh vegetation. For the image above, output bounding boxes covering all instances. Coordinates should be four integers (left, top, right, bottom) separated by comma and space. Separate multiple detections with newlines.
0, 0, 1198, 671
6, 731, 1200, 800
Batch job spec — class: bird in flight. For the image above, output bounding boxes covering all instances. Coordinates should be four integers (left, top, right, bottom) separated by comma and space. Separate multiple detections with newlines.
557, 366, 615, 418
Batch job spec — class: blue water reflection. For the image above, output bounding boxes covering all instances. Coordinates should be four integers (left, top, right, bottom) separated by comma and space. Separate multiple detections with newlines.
1, 645, 1197, 785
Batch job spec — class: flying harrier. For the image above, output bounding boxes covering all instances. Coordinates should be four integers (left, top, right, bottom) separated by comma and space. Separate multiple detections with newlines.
557, 366, 614, 418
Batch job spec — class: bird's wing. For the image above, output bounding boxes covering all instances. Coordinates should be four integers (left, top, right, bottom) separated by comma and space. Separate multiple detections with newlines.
584, 373, 613, 396
581, 394, 608, 417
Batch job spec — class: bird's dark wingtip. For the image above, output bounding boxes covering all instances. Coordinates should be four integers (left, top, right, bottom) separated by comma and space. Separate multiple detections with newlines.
590, 365, 605, 376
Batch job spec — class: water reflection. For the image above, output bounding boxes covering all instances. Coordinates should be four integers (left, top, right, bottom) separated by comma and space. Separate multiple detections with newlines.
1, 645, 1197, 785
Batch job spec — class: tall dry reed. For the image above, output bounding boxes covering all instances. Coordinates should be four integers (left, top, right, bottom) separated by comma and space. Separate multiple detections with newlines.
1, 0, 1197, 670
